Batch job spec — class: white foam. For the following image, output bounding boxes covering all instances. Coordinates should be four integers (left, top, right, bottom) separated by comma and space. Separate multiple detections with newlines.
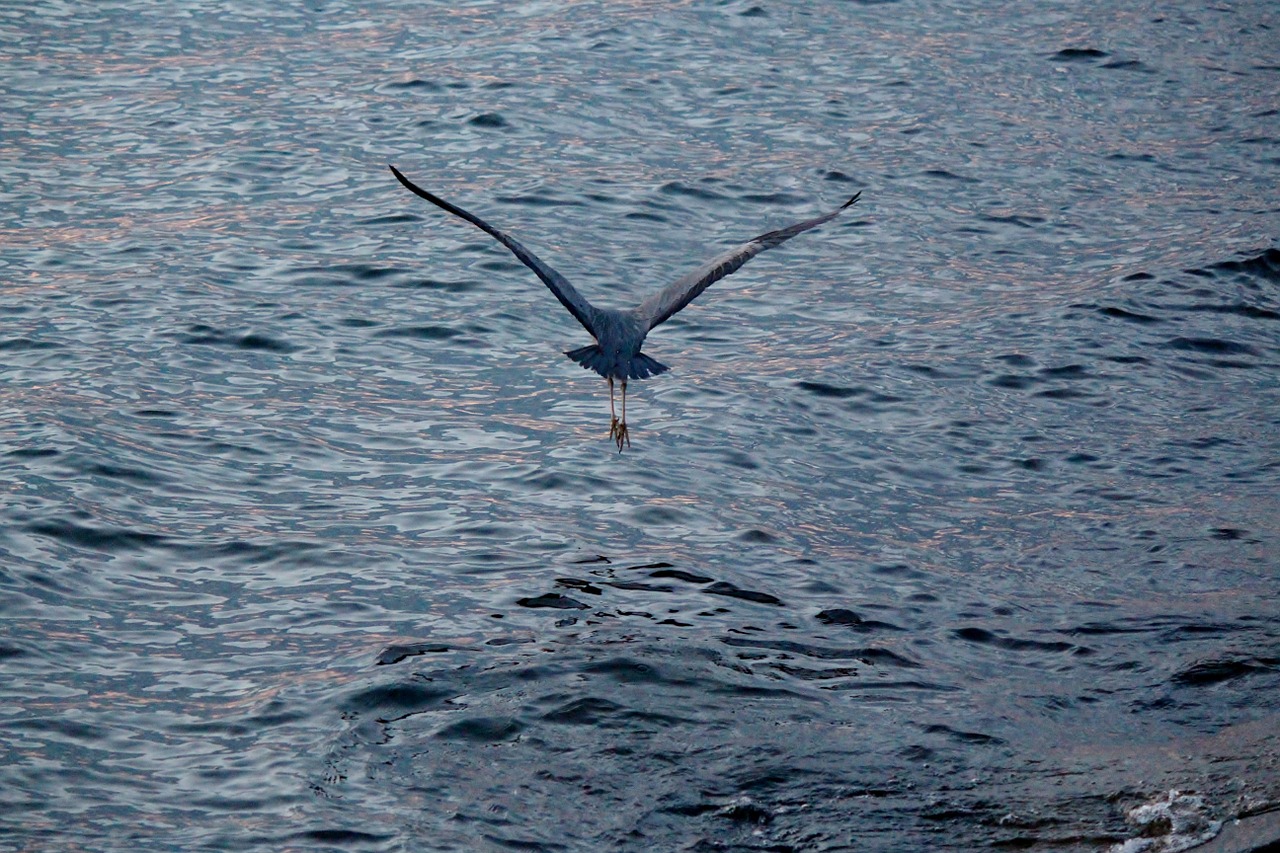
1109, 790, 1223, 853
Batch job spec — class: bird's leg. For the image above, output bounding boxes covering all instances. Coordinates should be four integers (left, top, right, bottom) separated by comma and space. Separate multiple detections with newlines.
614, 379, 630, 451
608, 377, 621, 442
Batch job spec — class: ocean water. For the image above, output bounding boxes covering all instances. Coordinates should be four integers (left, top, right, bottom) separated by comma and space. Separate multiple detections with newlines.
2, 1, 1278, 850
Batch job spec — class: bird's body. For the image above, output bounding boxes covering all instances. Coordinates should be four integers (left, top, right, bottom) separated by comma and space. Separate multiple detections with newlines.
564, 308, 665, 382
389, 165, 859, 448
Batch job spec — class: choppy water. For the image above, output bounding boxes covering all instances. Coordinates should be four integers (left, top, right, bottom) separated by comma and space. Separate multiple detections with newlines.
3, 1, 1278, 850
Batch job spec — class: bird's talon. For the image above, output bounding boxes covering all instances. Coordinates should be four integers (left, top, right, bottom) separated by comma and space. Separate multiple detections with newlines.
614, 421, 630, 451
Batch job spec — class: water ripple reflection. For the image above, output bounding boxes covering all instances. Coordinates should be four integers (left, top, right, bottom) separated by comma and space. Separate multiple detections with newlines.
2, 0, 1278, 850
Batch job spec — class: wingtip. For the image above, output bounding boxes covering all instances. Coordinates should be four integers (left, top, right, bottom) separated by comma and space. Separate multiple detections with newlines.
388, 164, 430, 199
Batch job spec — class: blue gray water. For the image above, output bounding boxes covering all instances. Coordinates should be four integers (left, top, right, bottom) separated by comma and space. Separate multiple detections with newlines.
2, 1, 1278, 850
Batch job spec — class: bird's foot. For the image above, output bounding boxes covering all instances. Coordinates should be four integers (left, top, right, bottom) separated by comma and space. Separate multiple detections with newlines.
610, 418, 630, 451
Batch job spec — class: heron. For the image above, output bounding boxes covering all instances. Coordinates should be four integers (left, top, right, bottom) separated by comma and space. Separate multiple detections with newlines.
389, 165, 860, 450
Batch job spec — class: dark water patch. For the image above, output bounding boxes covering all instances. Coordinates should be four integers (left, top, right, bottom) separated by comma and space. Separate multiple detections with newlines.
740, 191, 808, 206
178, 324, 297, 353
517, 593, 590, 610
494, 193, 584, 208
322, 263, 400, 281
822, 169, 860, 183
555, 577, 603, 595
384, 78, 444, 92
997, 353, 1036, 367
358, 212, 420, 226
290, 828, 395, 844
1171, 657, 1277, 687
1096, 305, 1164, 324
540, 696, 623, 725
1051, 48, 1110, 61
1102, 59, 1153, 72
1211, 248, 1280, 281
630, 505, 690, 526
0, 644, 24, 661
394, 276, 482, 293
649, 569, 713, 584
703, 581, 784, 606
815, 609, 905, 632
604, 579, 674, 593
922, 724, 1006, 745
722, 636, 922, 668
485, 636, 536, 648
954, 627, 1081, 654
623, 210, 670, 222
239, 333, 295, 352
0, 337, 62, 351
795, 379, 867, 398
373, 324, 465, 340
1164, 337, 1258, 356
659, 181, 728, 201
1164, 622, 1241, 640
1034, 387, 1098, 401
979, 213, 1046, 228
1209, 527, 1259, 543
341, 681, 457, 719
1179, 302, 1280, 320
434, 715, 523, 743
5, 716, 110, 743
83, 461, 166, 484
1173, 436, 1236, 451
282, 265, 386, 287
196, 537, 325, 569
6, 446, 59, 458
27, 520, 166, 552
772, 661, 865, 681
580, 656, 673, 686
923, 169, 979, 183
1039, 364, 1089, 378
621, 560, 678, 572
793, 379, 906, 409
989, 373, 1038, 390
467, 112, 508, 128
376, 643, 452, 666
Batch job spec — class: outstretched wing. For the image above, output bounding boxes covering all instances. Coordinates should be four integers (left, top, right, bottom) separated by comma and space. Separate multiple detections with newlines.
637, 192, 861, 331
389, 165, 601, 336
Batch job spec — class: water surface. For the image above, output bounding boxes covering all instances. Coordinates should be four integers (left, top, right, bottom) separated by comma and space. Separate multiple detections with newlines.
2, 1, 1278, 850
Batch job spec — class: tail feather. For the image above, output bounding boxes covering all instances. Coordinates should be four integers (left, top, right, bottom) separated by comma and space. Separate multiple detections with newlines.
564, 345, 670, 380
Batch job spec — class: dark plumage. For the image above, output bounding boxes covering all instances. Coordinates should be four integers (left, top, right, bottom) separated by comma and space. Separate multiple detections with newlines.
389, 164, 859, 449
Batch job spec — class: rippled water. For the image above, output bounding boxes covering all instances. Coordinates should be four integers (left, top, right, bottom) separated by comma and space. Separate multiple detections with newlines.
3, 1, 1278, 850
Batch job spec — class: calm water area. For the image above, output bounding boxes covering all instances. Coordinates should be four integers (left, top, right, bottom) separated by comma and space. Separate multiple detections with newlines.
2, 1, 1278, 850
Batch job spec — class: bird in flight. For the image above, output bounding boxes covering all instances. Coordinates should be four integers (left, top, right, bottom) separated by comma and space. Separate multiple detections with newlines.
389, 165, 859, 450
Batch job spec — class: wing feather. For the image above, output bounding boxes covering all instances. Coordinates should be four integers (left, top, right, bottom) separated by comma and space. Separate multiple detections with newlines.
637, 192, 860, 331
389, 165, 600, 336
